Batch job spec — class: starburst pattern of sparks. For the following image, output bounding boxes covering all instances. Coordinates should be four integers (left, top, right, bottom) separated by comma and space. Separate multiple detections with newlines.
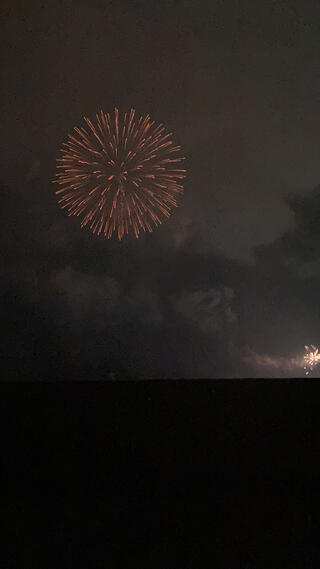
54, 108, 186, 240
303, 344, 320, 375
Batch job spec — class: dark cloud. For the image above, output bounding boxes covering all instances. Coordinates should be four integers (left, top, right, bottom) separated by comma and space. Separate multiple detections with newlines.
2, 174, 320, 378
237, 187, 320, 376
176, 287, 236, 334
52, 266, 119, 322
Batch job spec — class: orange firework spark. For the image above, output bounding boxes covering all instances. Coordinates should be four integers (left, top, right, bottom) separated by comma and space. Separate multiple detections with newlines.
54, 108, 186, 240
303, 344, 320, 375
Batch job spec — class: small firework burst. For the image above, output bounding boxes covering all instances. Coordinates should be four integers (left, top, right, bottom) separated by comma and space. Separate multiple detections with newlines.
303, 344, 320, 375
54, 108, 186, 240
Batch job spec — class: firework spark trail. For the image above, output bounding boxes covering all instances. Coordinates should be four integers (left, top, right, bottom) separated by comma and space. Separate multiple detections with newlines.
54, 108, 186, 240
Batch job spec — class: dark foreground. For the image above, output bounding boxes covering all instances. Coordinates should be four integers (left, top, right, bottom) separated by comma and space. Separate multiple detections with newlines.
2, 380, 319, 568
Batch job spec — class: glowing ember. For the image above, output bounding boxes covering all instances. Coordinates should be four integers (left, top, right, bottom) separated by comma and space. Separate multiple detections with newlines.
303, 345, 320, 375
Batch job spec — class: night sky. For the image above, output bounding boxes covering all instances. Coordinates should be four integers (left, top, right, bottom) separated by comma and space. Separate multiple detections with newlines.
2, 0, 320, 379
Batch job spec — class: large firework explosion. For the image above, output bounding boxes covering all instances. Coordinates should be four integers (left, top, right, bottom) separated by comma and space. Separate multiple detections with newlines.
54, 108, 186, 240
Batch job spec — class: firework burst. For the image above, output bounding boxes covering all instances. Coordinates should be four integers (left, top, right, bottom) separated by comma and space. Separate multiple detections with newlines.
303, 344, 320, 375
54, 108, 186, 240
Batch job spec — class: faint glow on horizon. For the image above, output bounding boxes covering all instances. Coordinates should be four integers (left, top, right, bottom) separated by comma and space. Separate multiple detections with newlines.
243, 344, 320, 377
